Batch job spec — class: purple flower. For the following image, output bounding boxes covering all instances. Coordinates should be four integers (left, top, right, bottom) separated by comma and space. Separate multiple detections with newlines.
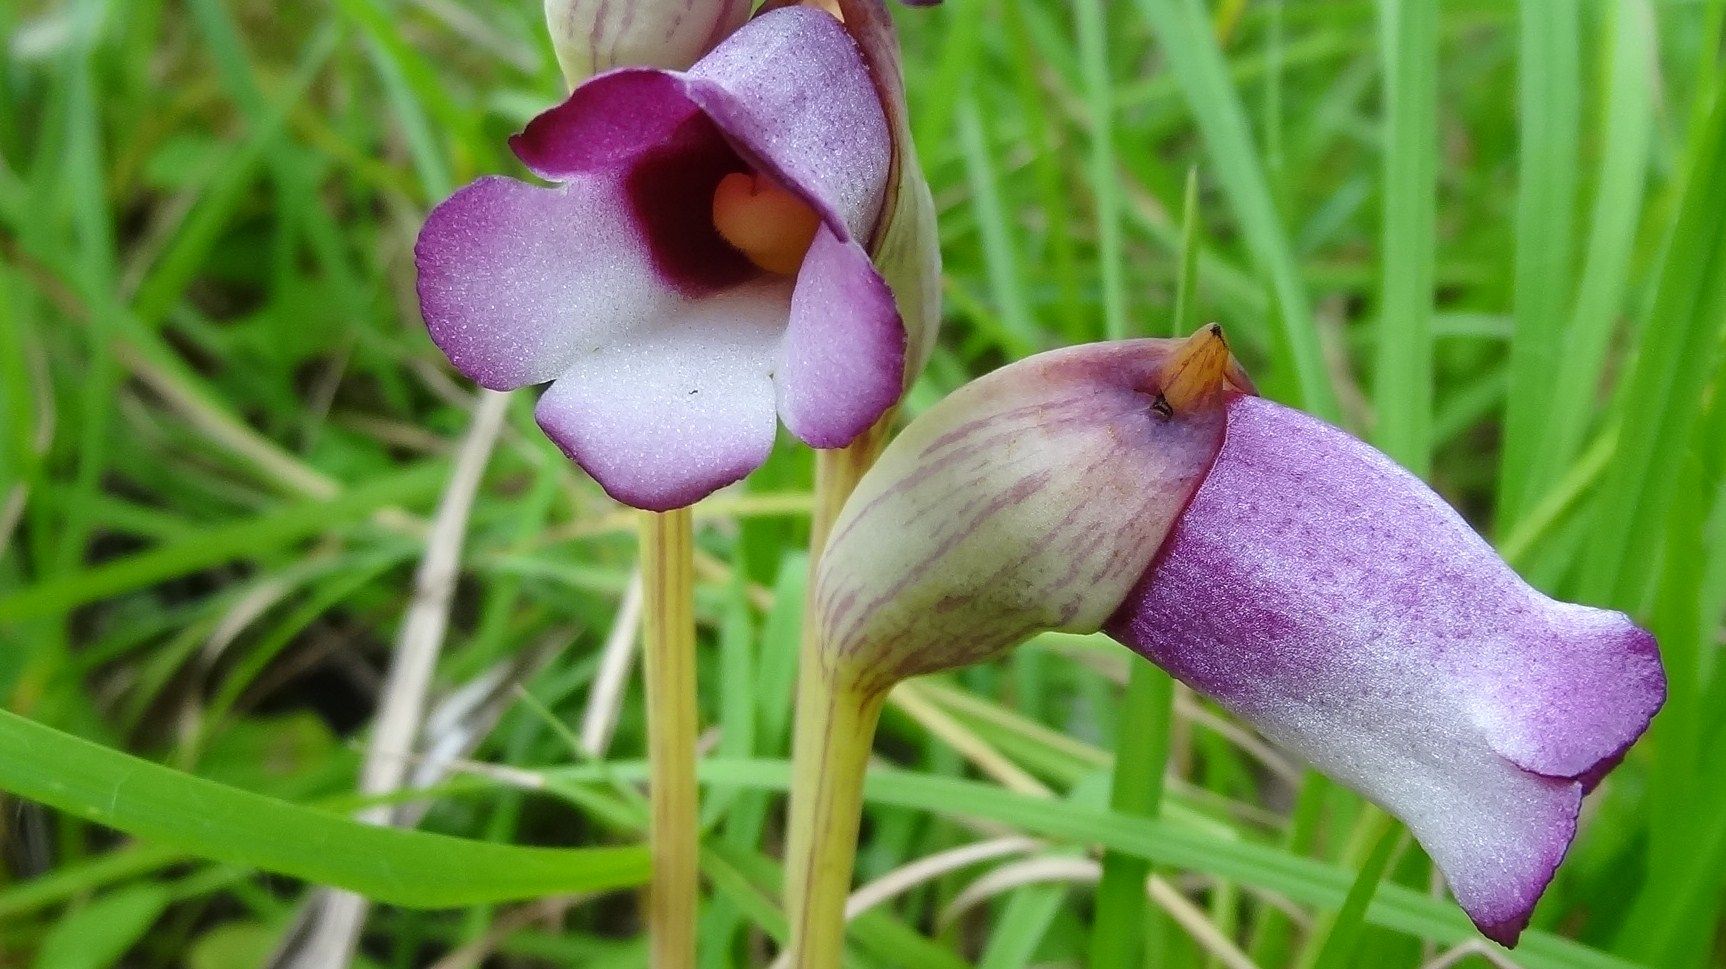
1106, 392, 1664, 945
415, 2, 939, 511
813, 329, 1664, 945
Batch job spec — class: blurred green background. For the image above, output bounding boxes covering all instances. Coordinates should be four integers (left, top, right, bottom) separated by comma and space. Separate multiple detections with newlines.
2, 0, 1723, 967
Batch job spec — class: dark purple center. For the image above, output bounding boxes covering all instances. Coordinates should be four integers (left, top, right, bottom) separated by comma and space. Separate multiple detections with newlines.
626, 114, 760, 297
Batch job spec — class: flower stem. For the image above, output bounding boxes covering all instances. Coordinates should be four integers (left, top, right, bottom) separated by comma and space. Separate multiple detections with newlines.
783, 661, 887, 969
782, 417, 894, 968
638, 507, 699, 969
808, 413, 894, 560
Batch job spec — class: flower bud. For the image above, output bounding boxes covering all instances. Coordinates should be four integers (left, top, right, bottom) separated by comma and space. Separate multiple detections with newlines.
544, 0, 751, 81
813, 329, 1247, 695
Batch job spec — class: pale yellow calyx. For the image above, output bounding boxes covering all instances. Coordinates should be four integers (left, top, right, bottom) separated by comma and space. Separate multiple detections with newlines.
1158, 323, 1241, 415
711, 171, 822, 276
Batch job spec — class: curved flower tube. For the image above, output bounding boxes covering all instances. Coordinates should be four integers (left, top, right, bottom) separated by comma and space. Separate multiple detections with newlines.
543, 0, 751, 80
416, 2, 940, 511
807, 329, 1664, 947
1105, 392, 1665, 944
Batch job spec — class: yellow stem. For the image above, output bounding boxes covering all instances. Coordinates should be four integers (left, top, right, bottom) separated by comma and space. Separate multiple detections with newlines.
783, 414, 894, 968
638, 507, 698, 969
784, 662, 887, 969
807, 411, 894, 561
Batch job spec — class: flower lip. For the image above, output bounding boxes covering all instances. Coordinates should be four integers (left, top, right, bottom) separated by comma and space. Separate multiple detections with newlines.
1106, 394, 1665, 946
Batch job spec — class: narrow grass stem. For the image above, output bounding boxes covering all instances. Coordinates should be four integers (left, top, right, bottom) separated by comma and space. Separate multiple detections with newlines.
1089, 662, 1175, 969
1295, 804, 1403, 969
783, 661, 888, 969
638, 506, 700, 969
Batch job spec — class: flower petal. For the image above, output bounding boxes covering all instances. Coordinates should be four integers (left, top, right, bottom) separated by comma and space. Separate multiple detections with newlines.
827, 0, 944, 377
513, 8, 890, 240
1105, 395, 1664, 945
415, 174, 673, 391
686, 6, 891, 240
533, 280, 790, 511
510, 70, 701, 181
777, 229, 906, 447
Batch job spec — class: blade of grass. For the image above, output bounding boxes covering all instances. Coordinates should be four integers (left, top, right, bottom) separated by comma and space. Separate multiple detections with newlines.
0, 462, 445, 623
1132, 0, 1340, 419
956, 97, 1042, 355
0, 709, 649, 906
1581, 88, 1726, 606
1296, 807, 1403, 969
1523, 0, 1655, 510
1172, 165, 1201, 335
1003, 0, 1086, 338
1088, 664, 1175, 969
1496, 0, 1581, 523
52, 0, 121, 584
978, 882, 1067, 969
1074, 0, 1128, 339
1371, 0, 1438, 475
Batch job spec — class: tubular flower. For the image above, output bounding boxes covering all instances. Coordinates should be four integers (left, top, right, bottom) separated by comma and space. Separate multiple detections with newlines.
415, 1, 940, 511
813, 328, 1664, 946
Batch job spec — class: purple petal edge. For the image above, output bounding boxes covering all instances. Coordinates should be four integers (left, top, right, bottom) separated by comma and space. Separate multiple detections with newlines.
531, 282, 787, 512
778, 229, 906, 448
1106, 395, 1665, 946
414, 174, 670, 391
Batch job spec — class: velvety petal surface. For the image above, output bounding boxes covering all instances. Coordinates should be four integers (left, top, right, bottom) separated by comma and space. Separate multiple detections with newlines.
835, 0, 943, 378
415, 174, 674, 391
510, 70, 702, 180
533, 280, 789, 512
510, 7, 889, 240
777, 229, 905, 447
815, 341, 1231, 694
1106, 395, 1664, 946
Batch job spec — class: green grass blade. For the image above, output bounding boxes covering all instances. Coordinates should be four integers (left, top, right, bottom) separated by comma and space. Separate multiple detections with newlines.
1371, 0, 1438, 475
33, 883, 171, 969
0, 463, 445, 623
956, 97, 1042, 355
1523, 1, 1655, 509
0, 710, 649, 907
1582, 89, 1726, 606
1088, 664, 1174, 969
1172, 165, 1201, 335
1298, 808, 1403, 969
1074, 0, 1128, 339
1496, 0, 1581, 523
1132, 0, 1340, 419
979, 882, 1067, 969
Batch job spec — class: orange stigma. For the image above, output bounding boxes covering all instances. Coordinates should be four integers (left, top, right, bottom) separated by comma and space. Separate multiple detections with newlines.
712, 171, 822, 276
1157, 323, 1247, 415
